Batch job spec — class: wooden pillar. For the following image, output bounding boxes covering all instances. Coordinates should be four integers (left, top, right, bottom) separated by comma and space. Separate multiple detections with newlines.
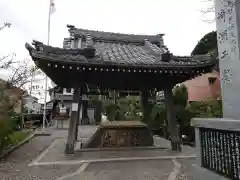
65, 88, 79, 154
164, 85, 181, 151
75, 88, 82, 141
141, 90, 150, 123
82, 100, 89, 124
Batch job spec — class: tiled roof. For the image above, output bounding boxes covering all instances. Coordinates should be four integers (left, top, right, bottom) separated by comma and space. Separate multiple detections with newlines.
67, 25, 164, 44
91, 41, 214, 67
26, 40, 216, 69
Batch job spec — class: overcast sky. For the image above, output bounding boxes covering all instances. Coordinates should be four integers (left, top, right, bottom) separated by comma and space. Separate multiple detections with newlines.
0, 0, 216, 102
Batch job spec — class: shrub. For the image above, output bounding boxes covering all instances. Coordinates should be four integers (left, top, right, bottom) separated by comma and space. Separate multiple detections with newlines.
104, 103, 118, 121
150, 84, 223, 142
173, 85, 188, 107
150, 103, 166, 127
188, 100, 222, 118
0, 119, 14, 153
0, 108, 20, 153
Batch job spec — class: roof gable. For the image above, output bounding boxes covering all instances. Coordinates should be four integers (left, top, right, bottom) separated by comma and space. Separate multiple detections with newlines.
67, 25, 164, 45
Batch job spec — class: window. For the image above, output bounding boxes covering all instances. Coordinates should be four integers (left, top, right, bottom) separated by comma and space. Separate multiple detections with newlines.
54, 87, 63, 94
66, 88, 72, 93
63, 88, 73, 95
208, 77, 216, 85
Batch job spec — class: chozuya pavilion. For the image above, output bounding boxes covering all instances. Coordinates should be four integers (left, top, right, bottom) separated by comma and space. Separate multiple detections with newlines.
25, 25, 216, 154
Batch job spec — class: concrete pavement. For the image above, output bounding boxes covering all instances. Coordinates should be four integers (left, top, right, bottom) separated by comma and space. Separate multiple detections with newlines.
0, 124, 195, 180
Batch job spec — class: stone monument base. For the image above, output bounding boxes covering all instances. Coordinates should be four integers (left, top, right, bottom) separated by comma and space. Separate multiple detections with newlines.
83, 121, 153, 148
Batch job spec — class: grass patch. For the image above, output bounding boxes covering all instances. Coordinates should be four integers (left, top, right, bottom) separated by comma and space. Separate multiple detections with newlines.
8, 131, 31, 146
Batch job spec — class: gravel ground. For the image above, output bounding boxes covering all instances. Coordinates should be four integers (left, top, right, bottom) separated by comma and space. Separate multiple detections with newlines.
0, 136, 80, 180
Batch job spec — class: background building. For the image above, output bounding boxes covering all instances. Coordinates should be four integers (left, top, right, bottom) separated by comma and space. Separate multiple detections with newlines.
23, 94, 42, 113
183, 70, 221, 102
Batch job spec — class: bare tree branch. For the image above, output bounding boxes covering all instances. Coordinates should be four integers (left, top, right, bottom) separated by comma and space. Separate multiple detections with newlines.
0, 22, 40, 119
0, 56, 39, 118
199, 0, 215, 23
0, 22, 11, 31
0, 53, 17, 68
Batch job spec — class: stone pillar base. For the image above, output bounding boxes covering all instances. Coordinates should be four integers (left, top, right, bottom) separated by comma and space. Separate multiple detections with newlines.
65, 143, 75, 154
191, 164, 228, 180
81, 117, 89, 125
171, 140, 182, 151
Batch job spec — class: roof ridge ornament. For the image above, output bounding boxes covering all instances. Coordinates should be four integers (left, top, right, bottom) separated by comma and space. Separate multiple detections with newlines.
25, 43, 34, 55
144, 39, 169, 60
31, 40, 44, 51
66, 25, 163, 44
161, 52, 172, 62
67, 25, 76, 37
67, 24, 75, 29
83, 34, 96, 58
85, 33, 93, 47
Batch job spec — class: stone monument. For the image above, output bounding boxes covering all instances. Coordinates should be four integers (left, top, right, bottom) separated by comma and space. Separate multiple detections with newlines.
191, 1, 240, 180
215, 0, 240, 119
83, 121, 154, 148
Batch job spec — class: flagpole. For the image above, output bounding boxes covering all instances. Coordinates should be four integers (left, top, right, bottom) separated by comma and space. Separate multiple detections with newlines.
42, 0, 52, 131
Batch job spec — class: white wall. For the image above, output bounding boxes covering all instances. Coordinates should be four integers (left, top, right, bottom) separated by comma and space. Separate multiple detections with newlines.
24, 96, 42, 113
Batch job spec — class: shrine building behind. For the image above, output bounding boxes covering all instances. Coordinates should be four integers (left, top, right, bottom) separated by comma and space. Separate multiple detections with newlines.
26, 25, 216, 153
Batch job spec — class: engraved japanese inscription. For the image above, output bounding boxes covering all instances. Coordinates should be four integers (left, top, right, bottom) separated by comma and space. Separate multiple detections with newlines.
200, 128, 240, 180
216, 0, 239, 61
221, 68, 233, 84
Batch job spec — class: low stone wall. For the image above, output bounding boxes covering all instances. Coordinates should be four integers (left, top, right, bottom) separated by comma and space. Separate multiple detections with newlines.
191, 118, 240, 180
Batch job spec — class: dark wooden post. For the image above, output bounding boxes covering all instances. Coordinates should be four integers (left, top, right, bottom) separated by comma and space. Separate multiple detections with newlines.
140, 90, 150, 123
75, 88, 82, 141
65, 88, 79, 154
164, 85, 181, 151
82, 100, 89, 124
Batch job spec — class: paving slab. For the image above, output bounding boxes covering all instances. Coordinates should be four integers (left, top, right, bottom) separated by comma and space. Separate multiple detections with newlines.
59, 160, 174, 180
44, 124, 98, 140
34, 138, 195, 165
0, 126, 98, 180
153, 135, 196, 155
0, 136, 80, 180
0, 125, 196, 180
56, 159, 195, 180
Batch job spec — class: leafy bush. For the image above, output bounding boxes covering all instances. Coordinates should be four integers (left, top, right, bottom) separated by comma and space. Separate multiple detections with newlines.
173, 85, 188, 107
103, 96, 143, 121
150, 103, 166, 127
191, 31, 217, 56
0, 106, 22, 153
150, 84, 223, 142
188, 100, 222, 118
0, 119, 14, 153
104, 103, 118, 121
